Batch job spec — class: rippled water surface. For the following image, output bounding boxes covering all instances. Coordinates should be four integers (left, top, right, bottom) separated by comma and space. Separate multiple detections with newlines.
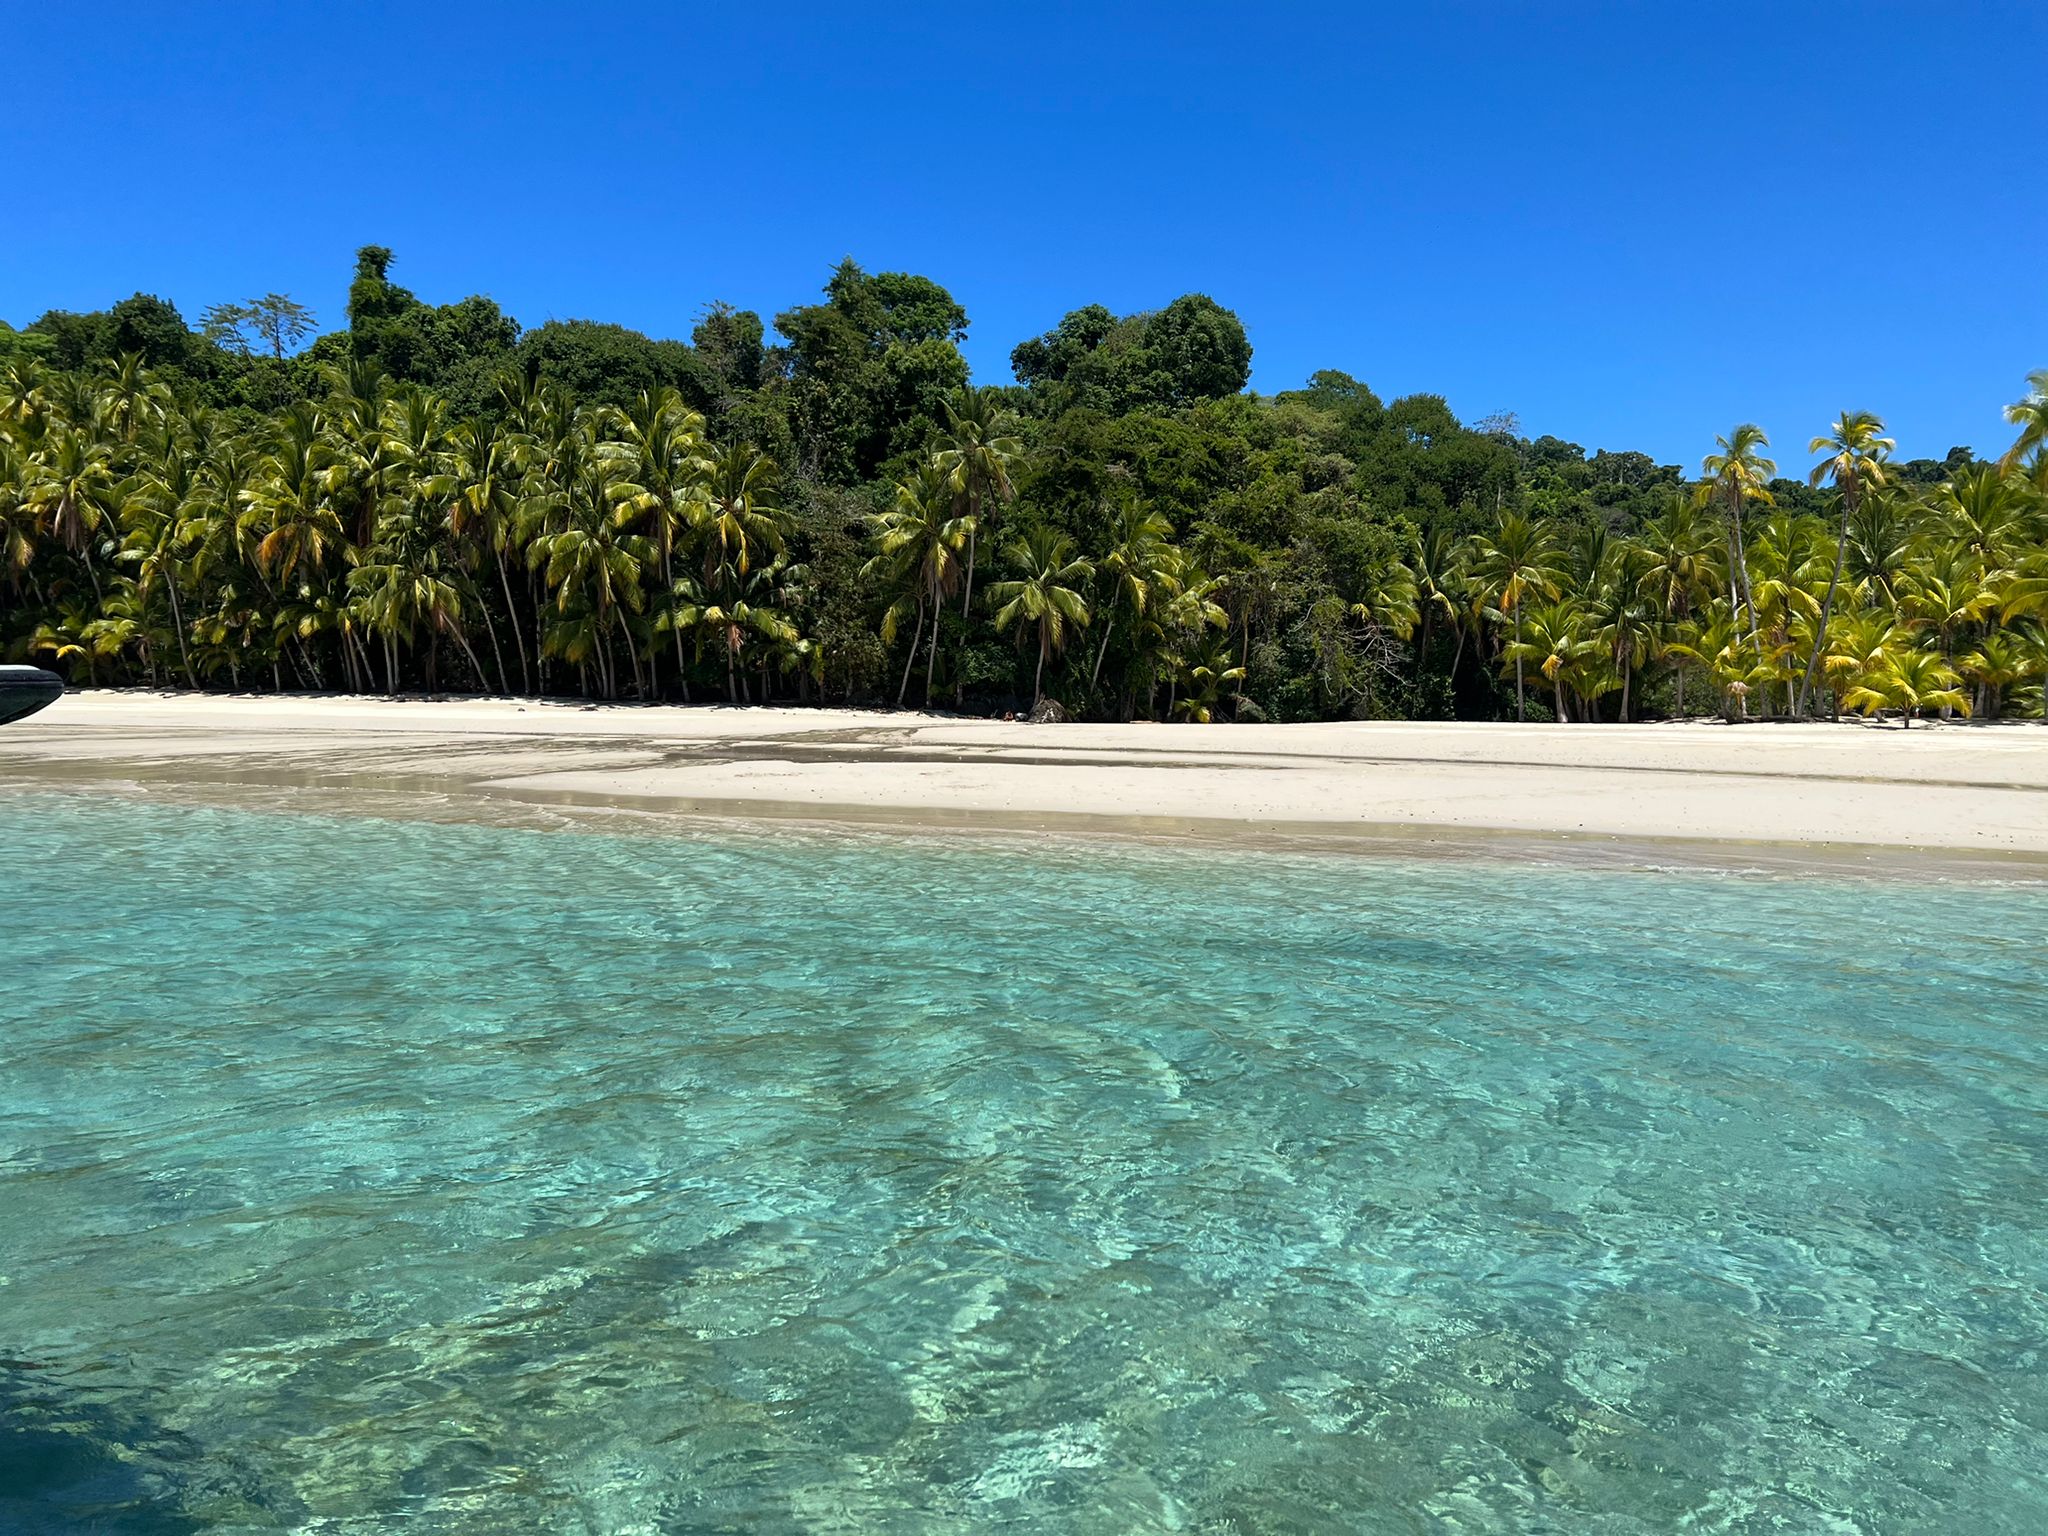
4, 792, 2047, 1534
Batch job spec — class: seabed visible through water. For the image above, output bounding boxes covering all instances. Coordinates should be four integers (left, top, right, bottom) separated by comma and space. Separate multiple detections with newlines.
4, 785, 2046, 1533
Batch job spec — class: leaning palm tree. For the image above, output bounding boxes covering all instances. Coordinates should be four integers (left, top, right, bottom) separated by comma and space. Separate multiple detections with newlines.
988, 528, 1093, 709
1700, 423, 1776, 647
1797, 411, 1892, 714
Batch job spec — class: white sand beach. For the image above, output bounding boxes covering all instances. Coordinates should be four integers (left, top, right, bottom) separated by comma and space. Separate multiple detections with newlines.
4, 690, 2046, 861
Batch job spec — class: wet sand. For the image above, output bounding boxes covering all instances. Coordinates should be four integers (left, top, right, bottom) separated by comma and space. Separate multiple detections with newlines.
4, 690, 2046, 868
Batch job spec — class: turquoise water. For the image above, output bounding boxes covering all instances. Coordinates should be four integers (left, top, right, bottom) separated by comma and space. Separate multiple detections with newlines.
3, 794, 2047, 1534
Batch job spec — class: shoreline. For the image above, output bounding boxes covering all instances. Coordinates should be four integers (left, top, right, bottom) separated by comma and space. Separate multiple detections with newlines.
6, 690, 2048, 875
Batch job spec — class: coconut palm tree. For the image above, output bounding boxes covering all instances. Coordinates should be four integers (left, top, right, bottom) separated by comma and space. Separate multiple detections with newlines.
1172, 630, 1247, 722
1637, 495, 1717, 716
1589, 545, 1659, 721
613, 389, 711, 693
447, 418, 529, 693
1798, 411, 1892, 714
989, 528, 1093, 708
23, 425, 120, 605
1501, 598, 1592, 722
1958, 629, 2036, 719
695, 443, 786, 587
933, 386, 1024, 623
1842, 643, 1968, 728
124, 441, 205, 687
864, 459, 967, 707
1090, 502, 1179, 691
1408, 525, 1470, 682
1701, 423, 1776, 647
526, 446, 653, 700
1470, 511, 1565, 721
2002, 370, 2048, 471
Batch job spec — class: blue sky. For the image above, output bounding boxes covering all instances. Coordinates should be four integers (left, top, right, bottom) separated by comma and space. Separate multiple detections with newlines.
8, 2, 2041, 466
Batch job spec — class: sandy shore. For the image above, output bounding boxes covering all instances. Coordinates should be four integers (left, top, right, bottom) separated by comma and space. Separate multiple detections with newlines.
5, 690, 2047, 863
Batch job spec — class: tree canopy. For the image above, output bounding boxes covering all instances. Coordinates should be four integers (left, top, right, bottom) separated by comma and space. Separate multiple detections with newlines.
4, 246, 2043, 727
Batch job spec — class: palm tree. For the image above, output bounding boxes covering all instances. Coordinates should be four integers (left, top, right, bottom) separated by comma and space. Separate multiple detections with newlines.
1701, 423, 1776, 647
695, 444, 786, 588
447, 418, 529, 694
1934, 462, 2031, 571
614, 388, 711, 694
1958, 629, 2036, 720
124, 440, 204, 687
1637, 495, 1717, 716
1470, 511, 1564, 721
1408, 525, 1468, 682
526, 443, 652, 700
1172, 630, 1247, 722
2002, 369, 2048, 471
933, 386, 1023, 622
863, 460, 967, 707
989, 528, 1093, 708
1090, 502, 1179, 691
1589, 546, 1659, 722
1798, 411, 1892, 714
1842, 643, 1968, 728
24, 425, 120, 606
1501, 599, 1592, 722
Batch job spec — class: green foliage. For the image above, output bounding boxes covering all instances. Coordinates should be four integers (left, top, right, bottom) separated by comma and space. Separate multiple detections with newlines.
775, 259, 971, 483
4, 249, 2043, 727
1012, 294, 1251, 415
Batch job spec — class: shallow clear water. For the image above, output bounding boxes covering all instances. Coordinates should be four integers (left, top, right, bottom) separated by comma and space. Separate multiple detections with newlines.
3, 792, 2047, 1534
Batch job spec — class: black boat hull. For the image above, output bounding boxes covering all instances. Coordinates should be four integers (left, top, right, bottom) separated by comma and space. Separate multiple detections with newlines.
0, 666, 63, 726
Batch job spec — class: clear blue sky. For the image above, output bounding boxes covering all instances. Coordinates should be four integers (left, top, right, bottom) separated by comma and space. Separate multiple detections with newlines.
8, 2, 2041, 467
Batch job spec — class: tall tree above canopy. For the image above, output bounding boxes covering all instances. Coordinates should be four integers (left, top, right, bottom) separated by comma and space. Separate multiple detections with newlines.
28, 294, 202, 373
775, 259, 969, 484
347, 246, 417, 332
202, 294, 317, 359
1010, 294, 1251, 415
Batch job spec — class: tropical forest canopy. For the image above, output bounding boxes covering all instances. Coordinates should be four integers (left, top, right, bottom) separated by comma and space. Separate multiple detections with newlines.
3, 247, 2045, 725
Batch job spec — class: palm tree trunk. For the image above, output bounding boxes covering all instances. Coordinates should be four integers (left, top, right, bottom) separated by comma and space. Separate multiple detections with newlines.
495, 546, 531, 693
1729, 489, 1761, 648
897, 600, 924, 706
924, 578, 942, 707
164, 565, 197, 689
1514, 607, 1526, 721
452, 627, 489, 693
1798, 497, 1855, 717
1620, 658, 1631, 723
1033, 624, 1048, 706
1092, 615, 1116, 689
1553, 676, 1568, 723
